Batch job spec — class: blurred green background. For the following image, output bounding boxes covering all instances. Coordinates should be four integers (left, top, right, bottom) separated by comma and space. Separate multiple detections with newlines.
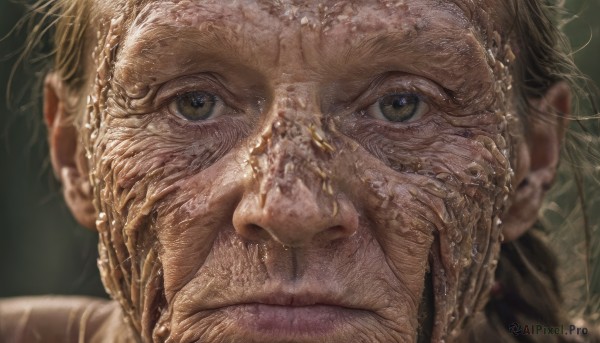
0, 0, 598, 304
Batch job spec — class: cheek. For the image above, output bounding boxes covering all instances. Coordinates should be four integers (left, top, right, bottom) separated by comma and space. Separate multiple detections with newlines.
90, 108, 246, 338
345, 109, 513, 340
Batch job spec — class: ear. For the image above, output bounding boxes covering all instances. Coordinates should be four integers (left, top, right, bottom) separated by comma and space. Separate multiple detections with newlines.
44, 73, 96, 230
501, 82, 570, 242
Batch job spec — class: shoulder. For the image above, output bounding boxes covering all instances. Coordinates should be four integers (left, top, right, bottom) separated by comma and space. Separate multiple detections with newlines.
0, 296, 136, 343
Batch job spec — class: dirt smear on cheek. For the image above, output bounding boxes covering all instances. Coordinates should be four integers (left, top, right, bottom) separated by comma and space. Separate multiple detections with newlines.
348, 31, 518, 343
81, 4, 520, 342
84, 13, 171, 342
435, 35, 518, 342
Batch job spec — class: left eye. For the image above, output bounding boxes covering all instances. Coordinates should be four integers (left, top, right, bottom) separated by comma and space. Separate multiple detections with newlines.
169, 91, 222, 121
368, 93, 428, 123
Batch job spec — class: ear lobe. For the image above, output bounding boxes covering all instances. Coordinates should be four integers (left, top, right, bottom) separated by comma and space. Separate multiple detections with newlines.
501, 82, 570, 242
44, 73, 96, 230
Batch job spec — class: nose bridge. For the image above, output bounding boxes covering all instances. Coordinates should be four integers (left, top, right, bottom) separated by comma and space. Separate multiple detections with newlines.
251, 84, 333, 205
235, 83, 354, 246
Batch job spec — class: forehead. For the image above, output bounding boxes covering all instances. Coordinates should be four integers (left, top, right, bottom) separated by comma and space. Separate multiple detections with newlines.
109, 0, 509, 48
121, 0, 505, 35
108, 0, 509, 92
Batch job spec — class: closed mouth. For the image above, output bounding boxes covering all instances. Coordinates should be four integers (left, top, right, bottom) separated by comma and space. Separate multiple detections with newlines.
215, 291, 373, 338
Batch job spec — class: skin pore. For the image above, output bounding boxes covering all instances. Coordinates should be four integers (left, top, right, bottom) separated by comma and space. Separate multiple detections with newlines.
1, 0, 570, 342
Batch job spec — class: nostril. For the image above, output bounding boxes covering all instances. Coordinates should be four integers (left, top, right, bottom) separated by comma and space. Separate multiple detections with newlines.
243, 223, 271, 242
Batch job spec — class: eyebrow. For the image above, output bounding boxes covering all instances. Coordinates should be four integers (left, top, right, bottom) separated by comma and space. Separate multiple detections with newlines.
141, 27, 240, 59
115, 14, 258, 90
324, 27, 492, 95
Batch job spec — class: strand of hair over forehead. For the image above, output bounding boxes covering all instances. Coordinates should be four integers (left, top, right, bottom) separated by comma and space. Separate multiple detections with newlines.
8, 0, 89, 101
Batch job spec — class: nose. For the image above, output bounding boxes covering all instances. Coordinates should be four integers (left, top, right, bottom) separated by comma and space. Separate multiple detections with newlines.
233, 177, 359, 247
233, 96, 358, 246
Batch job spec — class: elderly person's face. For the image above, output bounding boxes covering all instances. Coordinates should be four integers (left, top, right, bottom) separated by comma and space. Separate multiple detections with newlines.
44, 0, 569, 342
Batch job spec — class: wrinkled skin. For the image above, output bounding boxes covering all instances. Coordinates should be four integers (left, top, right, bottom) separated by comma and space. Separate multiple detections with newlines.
83, 1, 518, 342
3, 0, 532, 342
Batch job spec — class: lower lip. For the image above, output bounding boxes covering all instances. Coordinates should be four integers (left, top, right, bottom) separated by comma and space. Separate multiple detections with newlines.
224, 303, 363, 337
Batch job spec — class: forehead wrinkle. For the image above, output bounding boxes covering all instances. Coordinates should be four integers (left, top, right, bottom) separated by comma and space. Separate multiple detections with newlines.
111, 0, 288, 85
346, 27, 481, 66
114, 18, 253, 86
124, 0, 245, 60
121, 22, 240, 62
444, 0, 512, 42
325, 10, 491, 93
110, 0, 502, 93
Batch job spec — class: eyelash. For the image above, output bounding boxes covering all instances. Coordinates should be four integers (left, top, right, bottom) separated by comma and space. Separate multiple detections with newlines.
166, 91, 224, 121
155, 75, 445, 126
365, 92, 429, 123
155, 75, 240, 117
357, 83, 439, 124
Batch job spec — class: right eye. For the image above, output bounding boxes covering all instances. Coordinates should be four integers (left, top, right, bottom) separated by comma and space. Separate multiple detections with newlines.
169, 91, 223, 121
367, 93, 428, 123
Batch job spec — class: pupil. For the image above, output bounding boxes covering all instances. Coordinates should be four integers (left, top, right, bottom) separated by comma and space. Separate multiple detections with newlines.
393, 97, 406, 109
191, 96, 206, 108
176, 91, 216, 120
